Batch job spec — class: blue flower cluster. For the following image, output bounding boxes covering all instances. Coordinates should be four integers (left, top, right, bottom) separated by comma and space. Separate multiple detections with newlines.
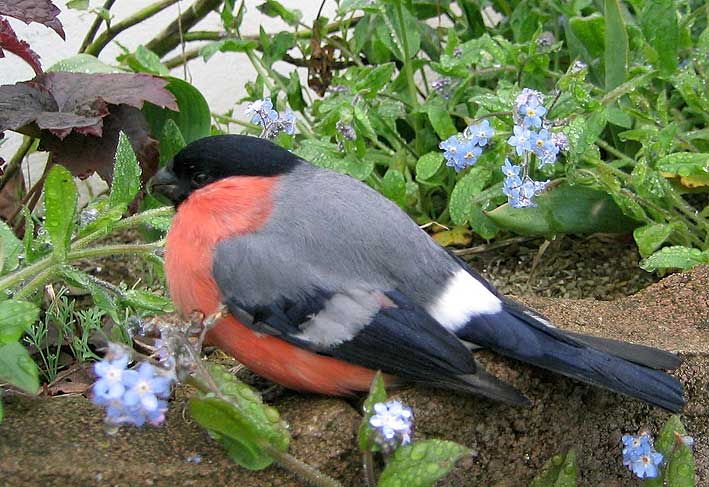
502, 88, 568, 208
439, 120, 494, 172
622, 433, 664, 479
92, 346, 174, 427
245, 97, 296, 138
369, 400, 413, 448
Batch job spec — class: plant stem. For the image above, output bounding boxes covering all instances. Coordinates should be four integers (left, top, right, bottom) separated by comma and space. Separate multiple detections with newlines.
145, 0, 225, 57
84, 0, 181, 56
601, 71, 655, 106
13, 267, 55, 301
362, 451, 376, 487
78, 0, 117, 53
393, 2, 423, 155
262, 444, 344, 487
0, 136, 34, 192
72, 206, 174, 250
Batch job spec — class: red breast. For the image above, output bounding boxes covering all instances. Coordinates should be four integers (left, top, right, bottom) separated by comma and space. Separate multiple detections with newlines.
165, 175, 377, 394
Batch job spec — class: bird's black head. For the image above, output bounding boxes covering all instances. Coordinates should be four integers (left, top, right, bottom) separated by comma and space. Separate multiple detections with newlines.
149, 134, 301, 205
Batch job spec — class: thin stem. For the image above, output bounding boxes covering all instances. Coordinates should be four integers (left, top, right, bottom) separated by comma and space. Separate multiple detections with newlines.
72, 206, 174, 250
362, 451, 376, 487
0, 136, 34, 192
601, 71, 655, 106
79, 0, 117, 53
13, 267, 55, 301
596, 138, 635, 165
262, 444, 344, 487
84, 0, 181, 56
393, 2, 422, 155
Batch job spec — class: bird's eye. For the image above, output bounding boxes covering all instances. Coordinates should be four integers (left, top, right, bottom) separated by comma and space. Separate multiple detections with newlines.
192, 172, 212, 187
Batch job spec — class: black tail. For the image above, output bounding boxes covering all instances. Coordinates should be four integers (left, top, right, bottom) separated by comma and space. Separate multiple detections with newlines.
456, 299, 685, 412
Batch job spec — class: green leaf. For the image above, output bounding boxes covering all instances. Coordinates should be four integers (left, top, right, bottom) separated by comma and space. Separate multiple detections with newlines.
358, 371, 387, 452
159, 119, 187, 166
648, 415, 696, 487
487, 184, 638, 236
531, 450, 578, 487
383, 3, 421, 61
66, 0, 89, 10
425, 99, 457, 139
377, 439, 470, 487
44, 165, 77, 260
128, 46, 169, 75
449, 167, 491, 225
416, 152, 444, 181
60, 267, 119, 320
122, 290, 174, 313
189, 363, 290, 470
382, 169, 407, 206
0, 221, 22, 273
256, 0, 302, 26
48, 54, 123, 74
0, 341, 39, 393
108, 132, 142, 209
569, 14, 605, 59
657, 153, 709, 178
0, 301, 39, 345
604, 0, 628, 89
199, 39, 259, 61
633, 223, 675, 258
640, 0, 679, 77
143, 77, 211, 149
355, 64, 396, 96
640, 246, 709, 272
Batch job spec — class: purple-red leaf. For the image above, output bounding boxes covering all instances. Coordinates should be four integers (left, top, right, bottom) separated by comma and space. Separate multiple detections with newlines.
0, 0, 65, 39
0, 18, 42, 75
40, 105, 159, 183
0, 72, 177, 139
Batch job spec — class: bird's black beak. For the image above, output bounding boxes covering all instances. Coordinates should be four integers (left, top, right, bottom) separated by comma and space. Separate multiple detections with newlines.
149, 167, 183, 204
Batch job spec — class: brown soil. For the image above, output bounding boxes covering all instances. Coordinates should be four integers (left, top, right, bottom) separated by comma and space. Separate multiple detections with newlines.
0, 261, 706, 486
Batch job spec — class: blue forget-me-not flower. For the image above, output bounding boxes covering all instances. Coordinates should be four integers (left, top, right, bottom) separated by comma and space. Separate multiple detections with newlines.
622, 433, 664, 479
92, 345, 175, 428
369, 400, 413, 448
245, 98, 297, 139
439, 121, 495, 172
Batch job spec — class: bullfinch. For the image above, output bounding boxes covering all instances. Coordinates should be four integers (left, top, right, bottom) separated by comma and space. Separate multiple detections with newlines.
150, 134, 684, 412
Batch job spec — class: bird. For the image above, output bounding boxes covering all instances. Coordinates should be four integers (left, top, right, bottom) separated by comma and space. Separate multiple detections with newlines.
150, 134, 685, 412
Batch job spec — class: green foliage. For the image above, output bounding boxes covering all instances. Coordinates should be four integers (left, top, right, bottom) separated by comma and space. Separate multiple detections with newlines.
109, 132, 142, 210
202, 0, 707, 269
358, 371, 388, 452
44, 165, 78, 260
646, 415, 696, 487
0, 300, 40, 395
531, 450, 578, 487
189, 362, 290, 470
377, 440, 471, 487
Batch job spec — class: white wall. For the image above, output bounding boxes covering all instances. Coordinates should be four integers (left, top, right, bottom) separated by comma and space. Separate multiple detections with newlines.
1, 0, 336, 182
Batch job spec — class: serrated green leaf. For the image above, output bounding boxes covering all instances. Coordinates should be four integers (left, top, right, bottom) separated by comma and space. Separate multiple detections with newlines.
108, 132, 142, 209
640, 246, 709, 272
657, 153, 709, 178
0, 341, 39, 393
189, 363, 290, 470
416, 152, 444, 181
449, 167, 491, 225
633, 223, 675, 258
531, 450, 578, 487
377, 439, 470, 487
0, 220, 22, 273
44, 165, 78, 260
604, 0, 628, 89
358, 371, 387, 452
0, 301, 39, 345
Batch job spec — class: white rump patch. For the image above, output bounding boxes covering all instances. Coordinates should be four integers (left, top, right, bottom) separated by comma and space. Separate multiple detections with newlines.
427, 270, 502, 331
294, 290, 378, 349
